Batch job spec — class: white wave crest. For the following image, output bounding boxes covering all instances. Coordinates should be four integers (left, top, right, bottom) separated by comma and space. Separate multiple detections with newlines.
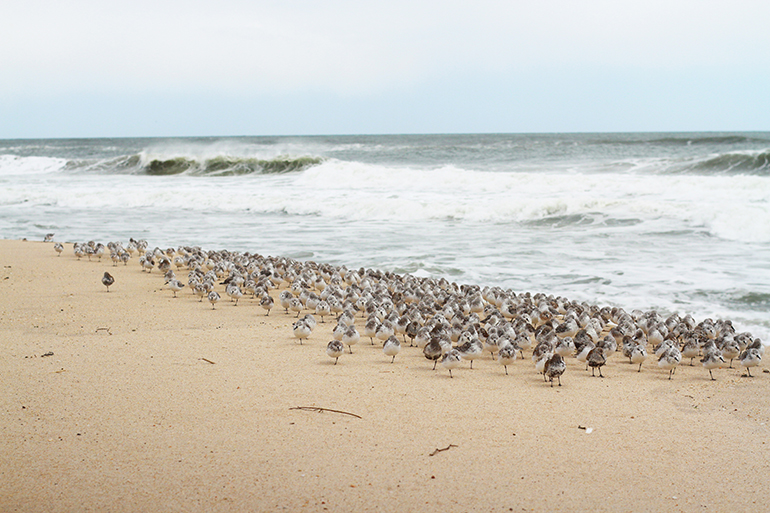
3, 158, 770, 242
0, 155, 68, 176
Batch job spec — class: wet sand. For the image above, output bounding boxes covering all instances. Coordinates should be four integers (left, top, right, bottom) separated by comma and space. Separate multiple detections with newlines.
1, 239, 769, 512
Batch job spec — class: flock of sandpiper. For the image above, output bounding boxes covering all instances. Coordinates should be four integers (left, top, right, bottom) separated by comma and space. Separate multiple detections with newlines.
50, 234, 765, 385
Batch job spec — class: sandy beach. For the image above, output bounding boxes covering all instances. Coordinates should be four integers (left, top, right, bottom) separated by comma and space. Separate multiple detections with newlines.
1, 238, 769, 512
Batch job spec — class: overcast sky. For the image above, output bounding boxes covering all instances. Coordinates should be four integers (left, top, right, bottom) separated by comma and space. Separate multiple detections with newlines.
2, 0, 768, 138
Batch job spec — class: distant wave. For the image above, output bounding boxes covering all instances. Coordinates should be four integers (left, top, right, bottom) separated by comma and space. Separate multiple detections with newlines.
0, 153, 324, 176
142, 155, 324, 175
590, 134, 770, 147
684, 150, 770, 174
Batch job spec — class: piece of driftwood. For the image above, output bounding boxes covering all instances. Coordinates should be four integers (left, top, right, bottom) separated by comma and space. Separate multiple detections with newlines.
429, 444, 458, 456
290, 406, 362, 419
200, 358, 216, 364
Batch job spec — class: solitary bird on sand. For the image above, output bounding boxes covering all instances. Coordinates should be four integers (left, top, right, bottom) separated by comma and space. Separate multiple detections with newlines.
326, 340, 344, 364
101, 271, 115, 292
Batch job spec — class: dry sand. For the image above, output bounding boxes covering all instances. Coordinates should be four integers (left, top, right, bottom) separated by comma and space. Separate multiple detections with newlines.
1, 239, 769, 512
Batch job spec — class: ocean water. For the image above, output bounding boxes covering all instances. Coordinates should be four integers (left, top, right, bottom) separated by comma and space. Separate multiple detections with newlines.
2, 133, 769, 339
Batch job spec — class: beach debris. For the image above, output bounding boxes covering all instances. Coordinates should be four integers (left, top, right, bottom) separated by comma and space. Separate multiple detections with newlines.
95, 327, 112, 335
290, 406, 362, 419
429, 444, 458, 456
578, 425, 594, 434
41, 351, 54, 357
200, 358, 216, 364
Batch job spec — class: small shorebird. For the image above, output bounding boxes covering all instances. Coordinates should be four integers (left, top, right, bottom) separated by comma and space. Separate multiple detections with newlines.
701, 349, 725, 380
44, 233, 54, 242
587, 346, 606, 377
363, 318, 379, 344
658, 346, 682, 380
739, 347, 762, 377
260, 294, 274, 315
681, 337, 700, 365
497, 342, 517, 375
342, 325, 360, 354
315, 300, 331, 322
544, 353, 566, 387
54, 242, 63, 256
194, 283, 207, 302
554, 336, 576, 358
455, 338, 483, 369
279, 290, 293, 313
441, 348, 462, 378
720, 339, 741, 368
207, 290, 220, 309
226, 283, 243, 305
167, 279, 185, 297
383, 335, 401, 363
289, 297, 304, 317
332, 323, 346, 341
101, 271, 115, 292
375, 320, 395, 344
292, 319, 312, 344
326, 340, 344, 364
423, 337, 443, 370
631, 344, 648, 372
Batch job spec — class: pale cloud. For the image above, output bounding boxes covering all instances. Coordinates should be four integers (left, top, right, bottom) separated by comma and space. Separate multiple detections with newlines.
3, 0, 768, 96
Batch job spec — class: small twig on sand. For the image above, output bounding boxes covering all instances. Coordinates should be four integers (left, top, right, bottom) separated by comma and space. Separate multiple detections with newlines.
290, 406, 362, 419
200, 358, 216, 365
95, 327, 112, 335
429, 444, 458, 456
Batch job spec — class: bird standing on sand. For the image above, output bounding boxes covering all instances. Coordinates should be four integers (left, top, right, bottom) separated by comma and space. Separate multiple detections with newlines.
207, 290, 220, 309
456, 338, 483, 369
441, 348, 463, 378
587, 346, 606, 377
342, 325, 360, 354
260, 294, 274, 315
658, 346, 682, 380
326, 340, 344, 364
497, 342, 517, 375
101, 271, 114, 292
167, 279, 185, 297
424, 337, 443, 370
739, 347, 762, 377
544, 353, 566, 387
383, 335, 401, 363
631, 344, 648, 372
701, 349, 725, 381
54, 242, 63, 256
292, 319, 312, 344
315, 300, 330, 322
279, 290, 293, 313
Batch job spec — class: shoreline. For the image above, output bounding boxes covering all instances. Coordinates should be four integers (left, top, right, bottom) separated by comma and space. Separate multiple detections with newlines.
1, 238, 769, 512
